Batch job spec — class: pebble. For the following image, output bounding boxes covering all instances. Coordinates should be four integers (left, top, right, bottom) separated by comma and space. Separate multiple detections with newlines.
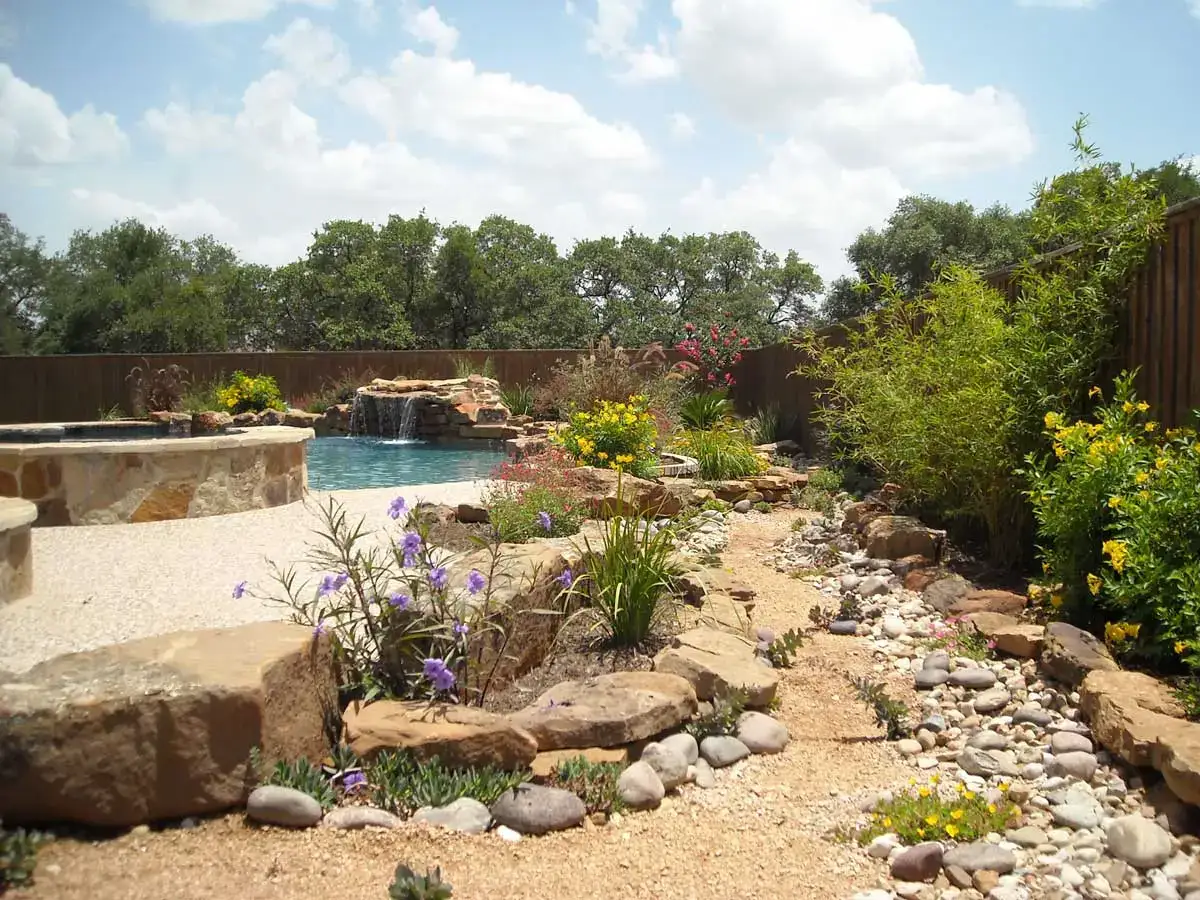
891, 842, 944, 882
915, 668, 951, 689
1051, 732, 1095, 754
736, 711, 790, 754
412, 798, 492, 834
943, 842, 1017, 874
659, 732, 700, 765
616, 761, 665, 810
321, 806, 402, 830
974, 688, 1012, 714
1053, 803, 1102, 830
699, 735, 751, 768
692, 757, 716, 789
1048, 750, 1099, 781
246, 786, 323, 828
830, 620, 859, 635
948, 668, 998, 689
640, 741, 690, 790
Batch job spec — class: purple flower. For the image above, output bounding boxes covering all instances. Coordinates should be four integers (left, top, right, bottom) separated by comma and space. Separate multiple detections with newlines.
466, 569, 486, 595
422, 657, 456, 693
453, 620, 469, 636
536, 510, 553, 532
319, 572, 349, 596
232, 580, 248, 599
388, 592, 411, 611
428, 566, 448, 591
342, 771, 366, 792
401, 531, 423, 567
388, 496, 408, 520
313, 619, 329, 638
557, 568, 574, 589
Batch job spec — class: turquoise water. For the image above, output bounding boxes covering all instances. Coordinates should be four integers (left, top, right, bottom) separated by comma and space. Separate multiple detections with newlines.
307, 437, 507, 491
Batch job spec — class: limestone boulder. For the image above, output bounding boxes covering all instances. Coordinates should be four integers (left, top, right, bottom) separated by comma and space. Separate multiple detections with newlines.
0, 622, 335, 827
948, 590, 1027, 617
1079, 670, 1186, 768
571, 467, 682, 518
509, 671, 697, 751
963, 613, 1044, 659
862, 516, 943, 561
282, 409, 322, 429
1041, 621, 1118, 687
191, 410, 233, 435
1155, 720, 1200, 807
529, 747, 629, 779
923, 574, 973, 612
653, 627, 780, 708
343, 701, 537, 770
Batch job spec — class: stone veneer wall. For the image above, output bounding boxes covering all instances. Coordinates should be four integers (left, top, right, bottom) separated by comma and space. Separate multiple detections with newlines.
0, 427, 311, 527
0, 498, 35, 602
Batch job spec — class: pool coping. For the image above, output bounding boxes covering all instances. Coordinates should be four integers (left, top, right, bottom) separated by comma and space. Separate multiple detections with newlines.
0, 427, 312, 458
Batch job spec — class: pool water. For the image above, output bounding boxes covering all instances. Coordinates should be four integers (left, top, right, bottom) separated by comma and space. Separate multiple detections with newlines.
306, 437, 508, 491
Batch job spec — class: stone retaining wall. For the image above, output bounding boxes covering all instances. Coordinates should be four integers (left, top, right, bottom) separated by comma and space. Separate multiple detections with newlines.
0, 426, 311, 526
0, 497, 35, 602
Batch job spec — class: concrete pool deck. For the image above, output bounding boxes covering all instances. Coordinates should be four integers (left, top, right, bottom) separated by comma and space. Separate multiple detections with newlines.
0, 480, 490, 674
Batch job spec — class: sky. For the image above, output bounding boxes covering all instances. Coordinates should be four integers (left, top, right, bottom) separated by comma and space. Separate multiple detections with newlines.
1, 0, 1199, 285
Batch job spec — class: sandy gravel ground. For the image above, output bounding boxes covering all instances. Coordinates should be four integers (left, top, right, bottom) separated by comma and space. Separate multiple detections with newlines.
14, 510, 910, 900
0, 482, 488, 674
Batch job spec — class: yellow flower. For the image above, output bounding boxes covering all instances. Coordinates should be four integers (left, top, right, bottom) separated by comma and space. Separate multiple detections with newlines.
1054, 443, 1068, 459
1126, 623, 1141, 638
1135, 471, 1149, 485
1028, 584, 1045, 599
1043, 561, 1051, 575
596, 451, 609, 461
1044, 411, 1064, 429
1156, 456, 1168, 470
955, 783, 965, 794
883, 817, 892, 828
916, 828, 925, 838
1137, 401, 1149, 412
988, 803, 997, 814
930, 775, 940, 785
924, 815, 939, 826
944, 823, 959, 838
1123, 401, 1136, 415
964, 791, 976, 801
1145, 422, 1157, 433
1087, 573, 1102, 596
918, 787, 931, 798
1089, 386, 1102, 398
1102, 539, 1128, 573
1176, 641, 1188, 655
1107, 495, 1123, 509
997, 782, 1010, 792
1049, 594, 1064, 608
951, 809, 964, 820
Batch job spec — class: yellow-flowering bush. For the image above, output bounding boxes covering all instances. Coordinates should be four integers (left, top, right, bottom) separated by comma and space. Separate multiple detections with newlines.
859, 776, 1020, 845
215, 371, 286, 415
553, 395, 658, 479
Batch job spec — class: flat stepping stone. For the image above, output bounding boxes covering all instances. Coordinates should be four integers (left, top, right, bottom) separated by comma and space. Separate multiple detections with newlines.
509, 671, 697, 751
653, 628, 780, 708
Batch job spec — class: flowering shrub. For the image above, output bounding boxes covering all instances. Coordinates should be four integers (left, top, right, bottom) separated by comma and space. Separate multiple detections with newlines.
532, 338, 680, 423
925, 617, 994, 661
215, 370, 286, 414
1025, 373, 1200, 670
242, 497, 514, 705
553, 395, 659, 479
674, 316, 749, 389
483, 452, 586, 543
859, 776, 1020, 845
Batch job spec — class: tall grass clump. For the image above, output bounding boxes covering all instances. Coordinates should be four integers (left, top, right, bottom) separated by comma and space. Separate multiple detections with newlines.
673, 428, 765, 480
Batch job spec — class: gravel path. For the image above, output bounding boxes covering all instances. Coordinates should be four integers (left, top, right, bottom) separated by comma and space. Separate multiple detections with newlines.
0, 482, 488, 674
18, 511, 912, 900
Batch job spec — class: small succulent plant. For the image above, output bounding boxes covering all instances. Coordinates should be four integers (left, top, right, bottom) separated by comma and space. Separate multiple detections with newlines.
388, 864, 454, 899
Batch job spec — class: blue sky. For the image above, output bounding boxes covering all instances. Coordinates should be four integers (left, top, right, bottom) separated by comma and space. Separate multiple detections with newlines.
1, 0, 1198, 283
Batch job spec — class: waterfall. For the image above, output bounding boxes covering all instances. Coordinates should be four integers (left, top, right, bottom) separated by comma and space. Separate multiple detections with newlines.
349, 393, 365, 435
347, 392, 418, 440
396, 395, 418, 440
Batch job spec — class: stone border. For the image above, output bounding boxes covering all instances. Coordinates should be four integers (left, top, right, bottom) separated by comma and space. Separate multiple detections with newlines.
0, 497, 36, 603
0, 426, 311, 526
652, 452, 700, 477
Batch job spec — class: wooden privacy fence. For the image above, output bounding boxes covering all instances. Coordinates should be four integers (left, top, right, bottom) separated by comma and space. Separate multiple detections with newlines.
732, 196, 1200, 451
0, 349, 586, 425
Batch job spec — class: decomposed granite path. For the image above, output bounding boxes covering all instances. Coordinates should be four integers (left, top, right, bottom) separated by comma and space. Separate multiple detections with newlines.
15, 511, 912, 900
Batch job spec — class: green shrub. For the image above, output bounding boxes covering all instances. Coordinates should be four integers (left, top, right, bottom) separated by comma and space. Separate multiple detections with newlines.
547, 756, 624, 815
925, 618, 994, 661
0, 821, 45, 891
850, 675, 910, 740
673, 427, 764, 480
761, 628, 807, 668
368, 750, 528, 816
215, 370, 286, 414
180, 377, 224, 413
1025, 376, 1200, 669
685, 687, 748, 740
482, 481, 585, 543
753, 501, 772, 513
500, 382, 535, 417
807, 468, 842, 492
859, 777, 1020, 845
553, 395, 659, 479
744, 404, 781, 445
571, 506, 682, 647
453, 355, 496, 380
250, 748, 338, 809
680, 390, 734, 430
389, 864, 454, 900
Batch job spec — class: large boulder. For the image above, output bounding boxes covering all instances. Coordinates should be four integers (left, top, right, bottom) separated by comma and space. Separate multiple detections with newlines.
862, 516, 943, 561
571, 467, 682, 518
343, 701, 537, 770
947, 590, 1027, 617
1041, 621, 1118, 687
923, 574, 973, 612
841, 499, 890, 534
653, 627, 780, 708
964, 613, 1044, 659
508, 671, 697, 751
1079, 670, 1186, 768
0, 622, 335, 827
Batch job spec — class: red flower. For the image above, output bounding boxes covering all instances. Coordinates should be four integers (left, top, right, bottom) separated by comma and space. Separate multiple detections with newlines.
724, 372, 734, 383
708, 347, 718, 357
740, 337, 750, 347
706, 373, 716, 383
733, 352, 743, 363
723, 338, 731, 347
684, 322, 695, 332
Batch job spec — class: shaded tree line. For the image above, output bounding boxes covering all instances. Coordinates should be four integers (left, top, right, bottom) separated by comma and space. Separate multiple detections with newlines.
0, 212, 822, 356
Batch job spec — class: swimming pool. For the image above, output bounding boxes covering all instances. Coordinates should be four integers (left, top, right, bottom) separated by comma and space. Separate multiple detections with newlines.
307, 437, 508, 491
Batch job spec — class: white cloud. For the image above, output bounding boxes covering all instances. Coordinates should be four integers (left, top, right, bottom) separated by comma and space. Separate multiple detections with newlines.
263, 18, 350, 85
0, 64, 127, 167
139, 0, 335, 25
142, 102, 232, 155
668, 111, 695, 141
1188, 0, 1200, 18
581, 0, 679, 82
70, 189, 238, 236
402, 3, 459, 57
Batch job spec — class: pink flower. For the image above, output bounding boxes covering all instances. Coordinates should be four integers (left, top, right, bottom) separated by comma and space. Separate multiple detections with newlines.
740, 337, 750, 347
684, 322, 695, 332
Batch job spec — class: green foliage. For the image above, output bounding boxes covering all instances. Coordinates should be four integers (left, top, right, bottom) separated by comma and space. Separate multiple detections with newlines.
1025, 376, 1200, 668
554, 395, 660, 479
97, 404, 126, 420
799, 118, 1166, 567
850, 675, 910, 740
179, 377, 224, 414
126, 359, 191, 414
744, 404, 781, 445
482, 481, 585, 543
673, 427, 765, 480
532, 339, 679, 425
499, 383, 535, 417
0, 821, 45, 891
547, 756, 625, 815
389, 864, 454, 900
807, 468, 843, 492
753, 501, 772, 514
295, 368, 378, 414
249, 747, 338, 809
368, 750, 528, 816
858, 777, 1020, 846
762, 628, 806, 668
215, 371, 286, 414
685, 687, 748, 740
453, 355, 496, 379
679, 390, 734, 430
1173, 678, 1200, 722
925, 619, 994, 661
571, 508, 682, 647
794, 485, 837, 518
